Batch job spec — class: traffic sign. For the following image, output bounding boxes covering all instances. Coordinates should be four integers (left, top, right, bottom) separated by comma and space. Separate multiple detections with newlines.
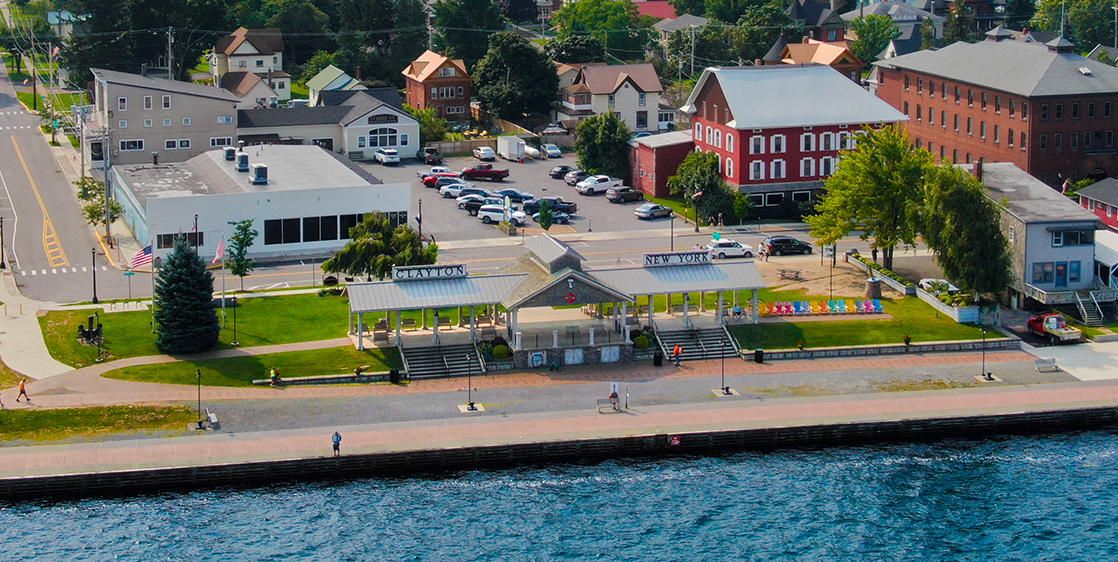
712, 231, 721, 241
123, 271, 135, 277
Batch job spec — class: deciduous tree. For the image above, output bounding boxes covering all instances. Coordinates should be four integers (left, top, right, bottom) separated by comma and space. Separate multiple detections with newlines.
155, 236, 221, 354
496, 0, 538, 23
226, 219, 258, 291
667, 151, 738, 225
436, 0, 505, 70
572, 112, 632, 183
473, 32, 560, 118
546, 35, 606, 63
76, 177, 123, 231
322, 213, 438, 279
806, 125, 932, 270
920, 165, 1012, 295
849, 15, 900, 65
405, 105, 448, 144
1032, 0, 1111, 49
550, 0, 655, 60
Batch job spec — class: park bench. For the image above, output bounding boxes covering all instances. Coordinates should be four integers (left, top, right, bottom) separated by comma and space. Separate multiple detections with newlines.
778, 269, 801, 280
401, 318, 418, 330
1035, 358, 1059, 373
596, 397, 621, 414
204, 408, 220, 430
435, 316, 452, 328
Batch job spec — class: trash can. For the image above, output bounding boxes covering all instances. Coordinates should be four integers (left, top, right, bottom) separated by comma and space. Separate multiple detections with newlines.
653, 350, 664, 367
389, 368, 400, 384
754, 348, 764, 364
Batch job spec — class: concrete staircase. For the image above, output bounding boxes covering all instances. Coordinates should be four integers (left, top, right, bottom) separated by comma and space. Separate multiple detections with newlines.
1076, 293, 1104, 327
655, 326, 739, 362
401, 343, 485, 379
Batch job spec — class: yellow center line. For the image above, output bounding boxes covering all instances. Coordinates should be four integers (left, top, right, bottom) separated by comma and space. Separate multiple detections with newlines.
11, 136, 69, 267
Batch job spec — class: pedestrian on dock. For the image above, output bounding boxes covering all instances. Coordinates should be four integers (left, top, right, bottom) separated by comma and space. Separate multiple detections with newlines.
672, 344, 682, 367
16, 379, 29, 403
332, 431, 342, 457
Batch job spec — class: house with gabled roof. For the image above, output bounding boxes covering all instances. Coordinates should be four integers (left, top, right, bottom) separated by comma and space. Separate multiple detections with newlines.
401, 50, 472, 122
787, 0, 846, 42
210, 28, 284, 82
653, 13, 708, 44
773, 39, 863, 82
553, 63, 673, 132
219, 71, 292, 108
1078, 178, 1118, 232
305, 65, 366, 106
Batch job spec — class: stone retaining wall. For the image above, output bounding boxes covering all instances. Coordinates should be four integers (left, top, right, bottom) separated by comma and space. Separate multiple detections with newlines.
748, 337, 1020, 361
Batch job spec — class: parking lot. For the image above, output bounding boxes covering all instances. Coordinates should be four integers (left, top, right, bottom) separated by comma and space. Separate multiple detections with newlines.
357, 154, 672, 243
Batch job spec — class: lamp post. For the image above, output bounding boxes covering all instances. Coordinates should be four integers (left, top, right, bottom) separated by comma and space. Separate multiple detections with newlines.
0, 215, 6, 269
981, 328, 988, 379
418, 198, 423, 240
196, 369, 204, 429
669, 212, 675, 251
91, 248, 99, 304
720, 349, 730, 395
231, 295, 239, 346
467, 365, 477, 411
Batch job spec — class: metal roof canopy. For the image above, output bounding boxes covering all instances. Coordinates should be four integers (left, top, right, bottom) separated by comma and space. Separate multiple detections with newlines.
1096, 230, 1118, 268
590, 261, 766, 296
348, 274, 528, 314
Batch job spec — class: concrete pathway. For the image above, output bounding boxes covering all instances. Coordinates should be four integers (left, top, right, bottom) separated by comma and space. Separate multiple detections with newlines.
1023, 340, 1118, 381
0, 270, 72, 379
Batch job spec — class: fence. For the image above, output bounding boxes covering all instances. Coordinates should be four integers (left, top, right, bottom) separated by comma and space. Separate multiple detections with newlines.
848, 257, 917, 296
426, 138, 497, 157
915, 288, 981, 323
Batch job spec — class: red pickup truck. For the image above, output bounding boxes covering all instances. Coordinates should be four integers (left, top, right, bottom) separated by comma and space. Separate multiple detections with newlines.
461, 164, 509, 182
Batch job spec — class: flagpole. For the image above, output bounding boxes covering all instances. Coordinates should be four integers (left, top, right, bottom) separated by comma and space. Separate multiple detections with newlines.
220, 233, 226, 328
150, 238, 156, 333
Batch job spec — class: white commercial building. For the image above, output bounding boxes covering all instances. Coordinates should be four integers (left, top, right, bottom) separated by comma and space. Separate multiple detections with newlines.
110, 144, 410, 261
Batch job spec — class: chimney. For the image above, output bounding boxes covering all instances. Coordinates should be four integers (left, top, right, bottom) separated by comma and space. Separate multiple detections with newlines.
974, 160, 983, 181
355, 65, 362, 81
803, 36, 810, 44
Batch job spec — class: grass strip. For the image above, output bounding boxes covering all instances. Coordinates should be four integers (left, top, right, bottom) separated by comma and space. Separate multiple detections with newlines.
0, 405, 196, 443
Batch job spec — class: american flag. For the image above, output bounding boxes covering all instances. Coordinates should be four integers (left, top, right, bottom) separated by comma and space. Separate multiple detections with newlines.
130, 244, 153, 269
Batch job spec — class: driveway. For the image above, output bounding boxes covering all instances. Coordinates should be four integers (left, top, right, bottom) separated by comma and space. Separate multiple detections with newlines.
358, 155, 669, 243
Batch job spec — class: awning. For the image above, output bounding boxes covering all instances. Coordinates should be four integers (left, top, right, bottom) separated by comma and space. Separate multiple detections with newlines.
348, 274, 527, 314
1096, 230, 1118, 268
589, 261, 765, 297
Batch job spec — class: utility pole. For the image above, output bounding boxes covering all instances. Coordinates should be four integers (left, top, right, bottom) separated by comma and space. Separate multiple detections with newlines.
166, 27, 174, 80
104, 127, 112, 247
690, 25, 696, 76
48, 43, 55, 144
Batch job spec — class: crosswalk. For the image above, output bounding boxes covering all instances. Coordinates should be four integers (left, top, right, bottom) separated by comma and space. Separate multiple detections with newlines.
0, 126, 34, 130
0, 111, 27, 116
20, 266, 109, 277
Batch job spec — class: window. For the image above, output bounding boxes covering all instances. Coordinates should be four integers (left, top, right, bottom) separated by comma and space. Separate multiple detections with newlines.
1089, 102, 1096, 118
369, 127, 399, 147
966, 117, 973, 135
916, 139, 921, 148
457, 86, 464, 97
749, 194, 764, 207
821, 133, 833, 151
801, 133, 814, 151
119, 139, 144, 151
942, 83, 947, 100
182, 117, 191, 126
144, 119, 152, 127
264, 218, 303, 245
431, 88, 437, 100
1109, 205, 1113, 218
952, 149, 958, 163
238, 60, 246, 68
771, 135, 785, 153
256, 60, 264, 68
1107, 102, 1113, 118
117, 97, 127, 111
1032, 262, 1054, 283
705, 127, 713, 144
928, 80, 934, 95
940, 146, 945, 160
1022, 102, 1028, 120
917, 104, 922, 121
726, 159, 733, 178
118, 120, 127, 128
695, 123, 702, 141
828, 28, 838, 41
904, 74, 910, 90
339, 214, 361, 239
178, 139, 190, 149
917, 77, 923, 94
165, 139, 176, 149
801, 158, 814, 177
904, 101, 909, 115
955, 86, 960, 103
358, 136, 366, 148
1072, 132, 1079, 148
438, 67, 456, 77
143, 96, 152, 110
751, 135, 764, 154
303, 217, 321, 242
1072, 103, 1080, 119
639, 93, 646, 106
1040, 133, 1049, 150
163, 118, 171, 126
608, 95, 615, 106
981, 92, 987, 110
1009, 99, 1016, 117
966, 153, 972, 163
1108, 130, 1115, 147
1009, 226, 1015, 243
1085, 131, 1093, 146
765, 193, 784, 207
726, 134, 734, 153
750, 161, 764, 180
994, 125, 1000, 144
954, 114, 959, 131
968, 89, 974, 106
1055, 133, 1063, 149
771, 159, 785, 179
1008, 128, 1014, 148
210, 137, 233, 147
820, 157, 833, 176
995, 96, 1002, 113
1020, 132, 1026, 150
637, 111, 648, 130
1041, 104, 1049, 120
1052, 231, 1063, 246
980, 121, 986, 139
1070, 261, 1081, 283
273, 56, 278, 65
1055, 103, 1063, 119
162, 95, 170, 109
792, 191, 811, 203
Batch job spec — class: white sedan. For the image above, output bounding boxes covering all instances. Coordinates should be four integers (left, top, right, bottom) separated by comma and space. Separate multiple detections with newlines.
706, 239, 754, 259
417, 165, 453, 179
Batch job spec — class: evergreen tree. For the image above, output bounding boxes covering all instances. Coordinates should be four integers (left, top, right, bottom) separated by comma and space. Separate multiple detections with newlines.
227, 219, 258, 291
849, 15, 900, 65
537, 199, 554, 231
473, 32, 560, 118
155, 236, 220, 354
573, 112, 633, 183
943, 0, 974, 44
322, 212, 438, 279
920, 17, 937, 50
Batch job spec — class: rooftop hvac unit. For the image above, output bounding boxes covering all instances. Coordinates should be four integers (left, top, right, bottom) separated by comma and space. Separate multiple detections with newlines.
250, 163, 268, 184
235, 152, 249, 171
224, 146, 236, 161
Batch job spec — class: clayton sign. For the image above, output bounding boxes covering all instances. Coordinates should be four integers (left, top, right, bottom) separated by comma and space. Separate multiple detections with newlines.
643, 251, 711, 267
392, 264, 468, 281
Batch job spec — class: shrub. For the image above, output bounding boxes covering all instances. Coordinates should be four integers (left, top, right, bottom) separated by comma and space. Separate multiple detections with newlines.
633, 335, 649, 349
492, 345, 510, 360
476, 342, 494, 360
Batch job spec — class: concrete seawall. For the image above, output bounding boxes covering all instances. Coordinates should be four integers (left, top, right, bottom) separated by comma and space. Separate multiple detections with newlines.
2, 404, 1116, 501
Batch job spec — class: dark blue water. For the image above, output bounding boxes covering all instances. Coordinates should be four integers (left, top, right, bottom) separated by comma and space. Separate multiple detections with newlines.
3, 430, 1118, 561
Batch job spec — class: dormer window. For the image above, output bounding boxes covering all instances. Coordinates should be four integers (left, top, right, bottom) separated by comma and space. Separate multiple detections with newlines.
439, 67, 457, 77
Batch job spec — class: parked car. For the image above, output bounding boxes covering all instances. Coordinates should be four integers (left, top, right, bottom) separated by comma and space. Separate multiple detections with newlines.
542, 144, 563, 158
575, 175, 624, 195
564, 169, 590, 185
533, 211, 571, 224
760, 236, 813, 256
634, 203, 672, 219
461, 164, 510, 181
460, 195, 505, 215
523, 196, 577, 215
549, 165, 575, 179
454, 186, 491, 200
1027, 313, 1084, 344
416, 146, 443, 164
917, 278, 961, 295
477, 204, 526, 225
373, 148, 400, 165
706, 239, 754, 259
473, 146, 496, 161
457, 194, 486, 210
491, 188, 535, 203
439, 182, 480, 198
417, 165, 453, 179
606, 186, 644, 203
426, 176, 468, 190
630, 132, 653, 140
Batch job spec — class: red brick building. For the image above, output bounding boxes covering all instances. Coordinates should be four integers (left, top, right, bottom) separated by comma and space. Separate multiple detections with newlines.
631, 131, 693, 197
401, 50, 471, 122
872, 29, 1118, 187
1077, 179, 1118, 231
677, 65, 906, 216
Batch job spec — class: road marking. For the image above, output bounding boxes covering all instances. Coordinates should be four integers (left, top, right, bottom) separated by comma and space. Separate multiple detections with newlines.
82, 266, 87, 272
51, 268, 56, 274
102, 266, 107, 271
60, 267, 66, 273
40, 269, 45, 275
11, 137, 68, 267
0, 144, 19, 271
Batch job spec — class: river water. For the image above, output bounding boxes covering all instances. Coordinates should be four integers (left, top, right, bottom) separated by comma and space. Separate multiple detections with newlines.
3, 429, 1117, 561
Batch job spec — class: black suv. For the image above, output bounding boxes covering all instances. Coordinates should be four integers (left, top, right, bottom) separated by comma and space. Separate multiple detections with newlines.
760, 236, 813, 256
606, 186, 644, 203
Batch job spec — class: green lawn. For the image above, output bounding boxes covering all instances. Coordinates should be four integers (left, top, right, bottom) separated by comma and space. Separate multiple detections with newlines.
47, 92, 87, 113
290, 82, 308, 99
15, 91, 36, 110
104, 346, 403, 387
728, 292, 990, 350
646, 195, 696, 222
0, 405, 196, 442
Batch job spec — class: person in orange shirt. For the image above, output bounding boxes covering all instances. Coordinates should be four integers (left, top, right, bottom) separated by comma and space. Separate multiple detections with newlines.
16, 379, 29, 403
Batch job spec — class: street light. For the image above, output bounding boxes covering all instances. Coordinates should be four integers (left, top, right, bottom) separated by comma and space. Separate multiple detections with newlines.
231, 295, 239, 347
981, 328, 992, 380
467, 360, 477, 411
91, 248, 99, 304
720, 349, 731, 395
418, 198, 423, 240
0, 215, 6, 269
669, 212, 675, 251
196, 369, 204, 429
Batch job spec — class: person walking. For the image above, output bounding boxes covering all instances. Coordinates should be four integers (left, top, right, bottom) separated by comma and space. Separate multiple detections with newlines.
871, 248, 878, 263
672, 344, 682, 367
332, 431, 342, 457
270, 368, 279, 387
15, 379, 29, 403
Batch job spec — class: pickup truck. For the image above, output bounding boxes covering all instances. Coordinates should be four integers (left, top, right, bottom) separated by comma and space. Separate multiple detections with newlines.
417, 147, 443, 164
575, 175, 623, 195
461, 164, 510, 182
1027, 313, 1083, 344
523, 196, 577, 215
